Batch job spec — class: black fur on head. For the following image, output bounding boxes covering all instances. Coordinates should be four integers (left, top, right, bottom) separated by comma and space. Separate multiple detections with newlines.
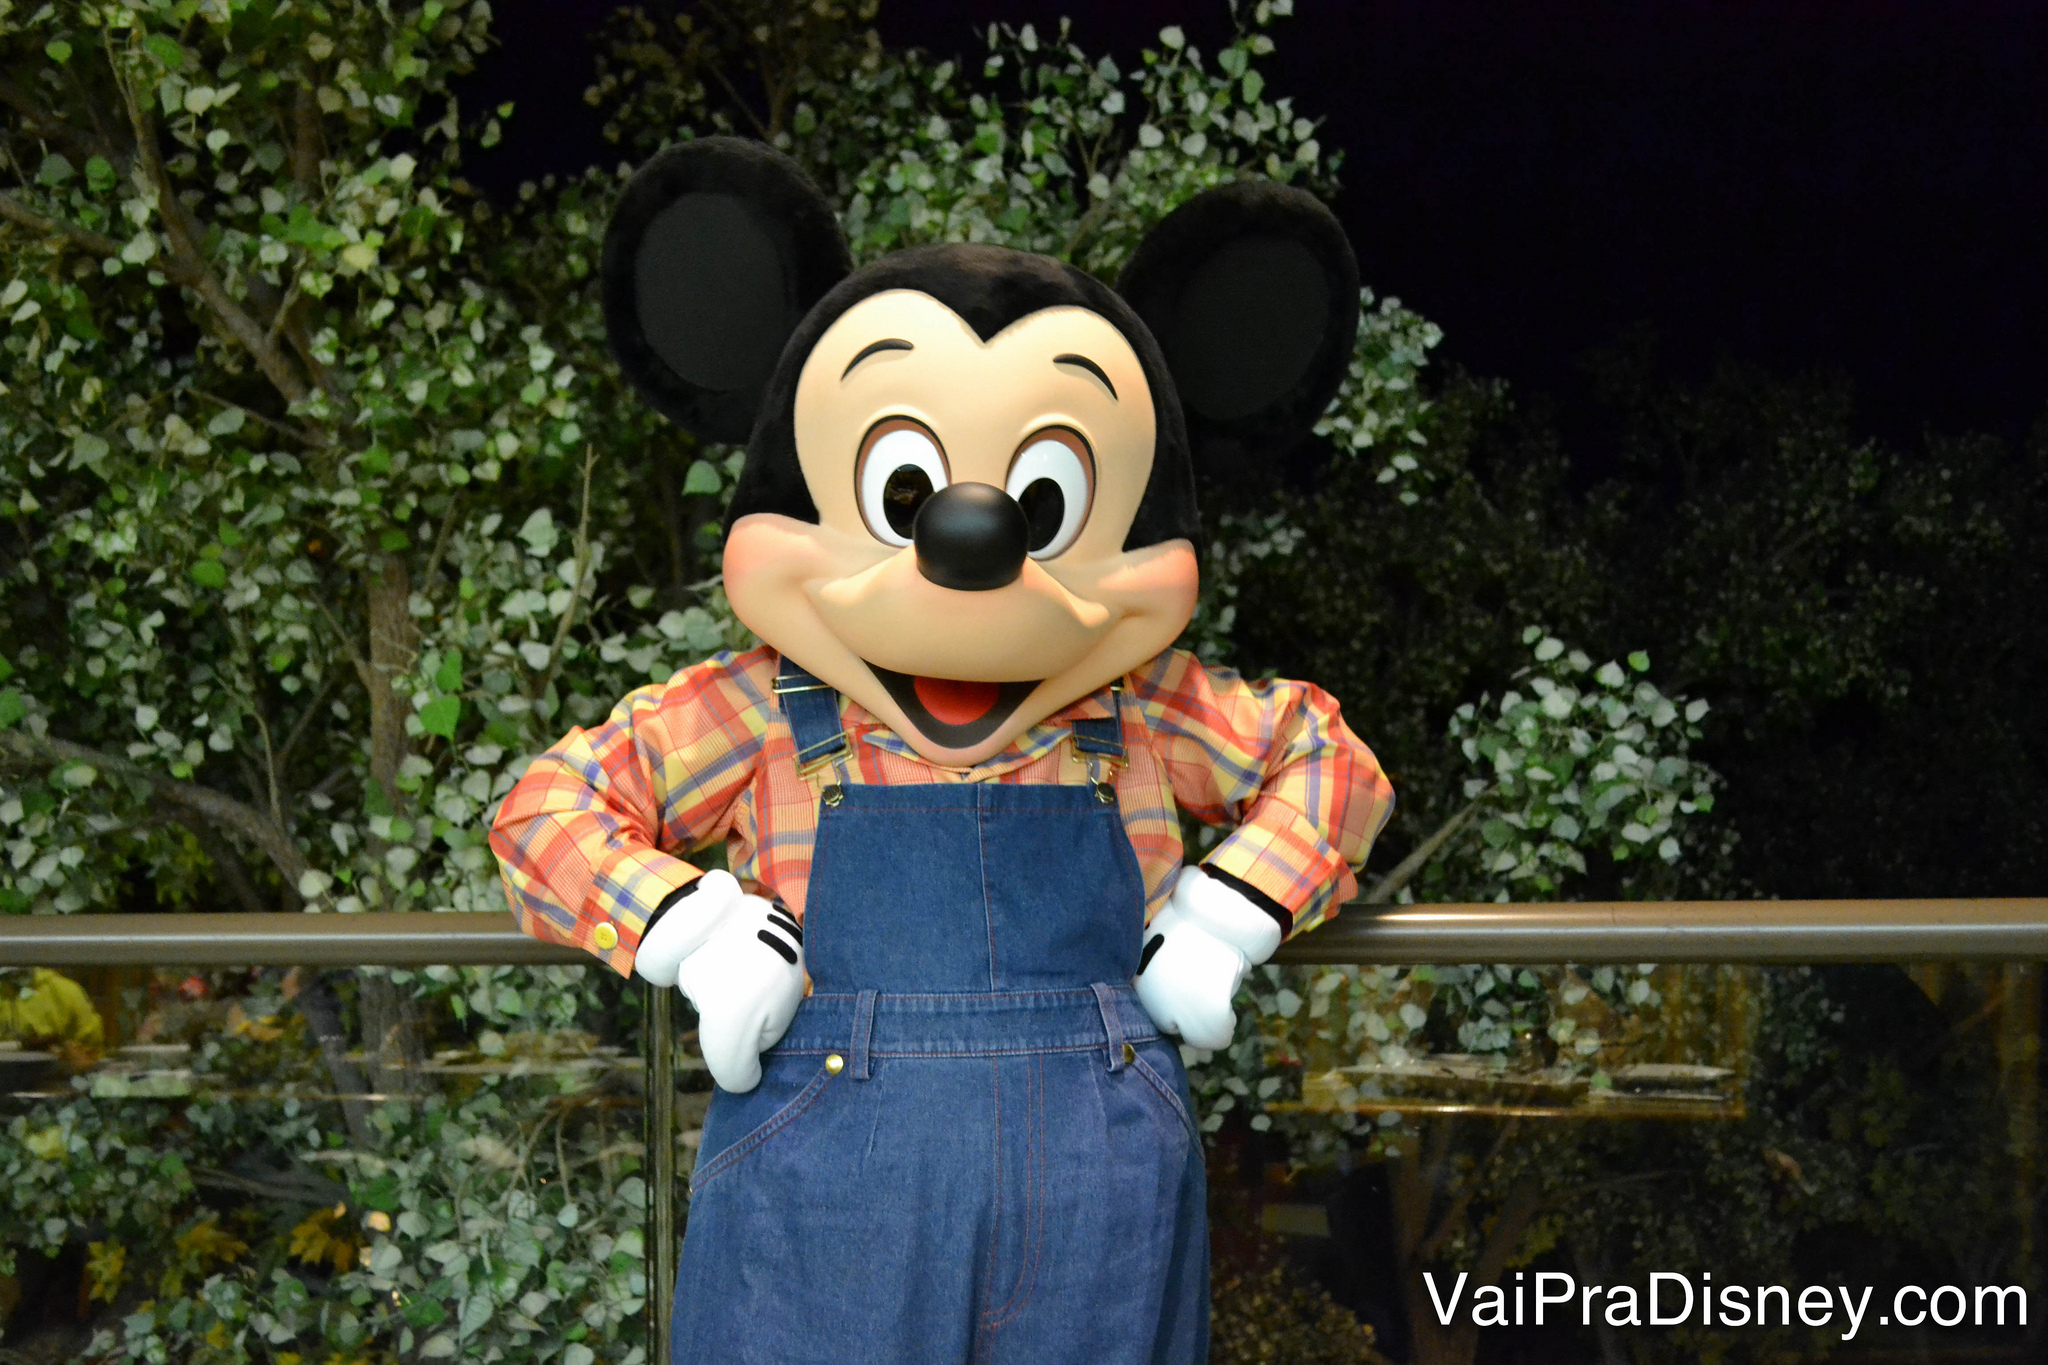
603, 137, 1361, 551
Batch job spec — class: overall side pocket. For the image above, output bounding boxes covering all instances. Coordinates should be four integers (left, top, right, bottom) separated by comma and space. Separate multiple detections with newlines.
688, 1056, 838, 1196
1126, 1039, 1204, 1153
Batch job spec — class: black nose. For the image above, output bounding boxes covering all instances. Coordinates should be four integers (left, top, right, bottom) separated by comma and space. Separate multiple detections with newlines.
913, 483, 1028, 591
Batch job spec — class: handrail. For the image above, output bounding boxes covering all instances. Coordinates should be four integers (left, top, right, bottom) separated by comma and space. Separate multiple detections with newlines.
0, 911, 586, 967
3, 899, 2045, 968
1270, 897, 2048, 964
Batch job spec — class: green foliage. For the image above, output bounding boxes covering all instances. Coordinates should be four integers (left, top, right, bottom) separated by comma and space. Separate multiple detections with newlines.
1181, 631, 1721, 1150
0, 3, 1448, 1360
101, 1088, 653, 1365
1, 1098, 200, 1276
0, 0, 686, 928
594, 0, 1362, 280
1433, 628, 1718, 903
1232, 346, 2047, 903
0, 3, 720, 1359
1543, 965, 2023, 1365
0, 968, 661, 1363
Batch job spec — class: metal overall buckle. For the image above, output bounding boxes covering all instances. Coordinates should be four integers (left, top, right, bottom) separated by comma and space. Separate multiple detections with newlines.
1074, 679, 1126, 804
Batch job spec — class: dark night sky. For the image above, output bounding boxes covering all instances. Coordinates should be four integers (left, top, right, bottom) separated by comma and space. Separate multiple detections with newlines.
469, 1, 2048, 448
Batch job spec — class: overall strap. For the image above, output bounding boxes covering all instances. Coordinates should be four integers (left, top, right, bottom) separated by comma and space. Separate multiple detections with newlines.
1068, 680, 1126, 761
772, 655, 848, 774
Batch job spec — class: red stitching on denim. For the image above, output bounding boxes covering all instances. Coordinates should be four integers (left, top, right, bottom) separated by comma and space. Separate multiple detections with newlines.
976, 790, 1001, 991
975, 1057, 1004, 1364
988, 1054, 1047, 1329
687, 1064, 835, 1196
1130, 1048, 1204, 1151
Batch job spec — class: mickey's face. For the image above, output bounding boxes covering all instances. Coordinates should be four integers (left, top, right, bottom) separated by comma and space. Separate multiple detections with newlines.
603, 137, 1359, 766
724, 290, 1198, 763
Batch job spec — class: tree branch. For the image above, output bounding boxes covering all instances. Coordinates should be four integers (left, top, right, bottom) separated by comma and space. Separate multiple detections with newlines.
291, 971, 377, 1150
308, 587, 370, 681
290, 83, 324, 200
363, 554, 418, 812
251, 703, 284, 832
0, 190, 139, 262
159, 807, 280, 916
183, 386, 324, 448
1467, 1177, 1545, 1294
194, 1165, 347, 1207
532, 447, 598, 707
695, 0, 773, 137
241, 270, 339, 406
419, 491, 469, 600
274, 668, 341, 792
1362, 798, 1483, 904
1417, 1116, 1522, 1265
1062, 181, 1116, 262
260, 268, 308, 353
0, 729, 308, 889
105, 30, 315, 407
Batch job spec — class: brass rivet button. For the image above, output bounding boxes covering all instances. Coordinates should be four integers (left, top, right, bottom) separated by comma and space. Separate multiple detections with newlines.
1122, 1042, 1136, 1064
822, 783, 845, 807
592, 923, 618, 951
825, 1054, 845, 1074
1094, 781, 1117, 804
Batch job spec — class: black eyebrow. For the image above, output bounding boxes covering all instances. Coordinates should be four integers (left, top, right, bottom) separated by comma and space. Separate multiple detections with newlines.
841, 338, 914, 379
1053, 353, 1116, 400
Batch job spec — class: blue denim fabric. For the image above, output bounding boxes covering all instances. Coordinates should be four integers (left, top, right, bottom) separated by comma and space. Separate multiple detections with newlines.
670, 670, 1210, 1364
805, 781, 1146, 993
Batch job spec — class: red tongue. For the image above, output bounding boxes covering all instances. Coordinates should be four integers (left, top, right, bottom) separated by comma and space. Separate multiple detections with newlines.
912, 675, 1002, 727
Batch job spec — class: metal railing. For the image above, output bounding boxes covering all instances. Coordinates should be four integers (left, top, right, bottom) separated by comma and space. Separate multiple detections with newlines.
7, 898, 2048, 969
4, 897, 2045, 1365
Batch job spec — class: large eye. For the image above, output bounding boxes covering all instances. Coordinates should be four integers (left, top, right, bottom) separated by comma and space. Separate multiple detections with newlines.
1005, 427, 1094, 558
856, 418, 949, 546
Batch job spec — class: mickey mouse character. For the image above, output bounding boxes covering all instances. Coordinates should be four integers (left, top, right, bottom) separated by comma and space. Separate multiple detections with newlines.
491, 137, 1393, 1365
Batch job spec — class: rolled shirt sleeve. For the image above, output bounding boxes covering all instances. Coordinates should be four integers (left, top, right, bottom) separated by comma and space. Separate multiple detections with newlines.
489, 648, 773, 977
1130, 649, 1395, 938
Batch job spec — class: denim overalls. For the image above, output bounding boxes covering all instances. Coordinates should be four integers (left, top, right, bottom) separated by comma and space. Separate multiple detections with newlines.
671, 660, 1211, 1365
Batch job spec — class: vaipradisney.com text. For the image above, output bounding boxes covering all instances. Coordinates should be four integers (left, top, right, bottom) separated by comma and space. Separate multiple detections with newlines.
1424, 1271, 2027, 1342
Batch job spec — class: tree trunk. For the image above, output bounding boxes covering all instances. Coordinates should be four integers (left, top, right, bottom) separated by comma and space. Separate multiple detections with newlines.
1390, 1138, 1482, 1365
294, 971, 376, 1150
1572, 1237, 1630, 1365
357, 971, 427, 1101
1388, 1117, 1543, 1365
352, 553, 429, 1112
362, 552, 417, 814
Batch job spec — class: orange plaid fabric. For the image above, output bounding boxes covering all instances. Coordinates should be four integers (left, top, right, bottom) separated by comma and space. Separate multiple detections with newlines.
490, 645, 1393, 978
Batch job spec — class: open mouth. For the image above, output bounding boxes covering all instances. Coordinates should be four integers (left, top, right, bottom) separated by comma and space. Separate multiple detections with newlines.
868, 665, 1041, 749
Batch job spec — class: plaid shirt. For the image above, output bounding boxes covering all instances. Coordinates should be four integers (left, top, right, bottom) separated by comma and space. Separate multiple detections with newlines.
490, 645, 1394, 978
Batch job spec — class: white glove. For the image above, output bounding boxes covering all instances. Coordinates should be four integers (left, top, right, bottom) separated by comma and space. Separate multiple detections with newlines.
1134, 865, 1284, 1050
633, 870, 806, 1093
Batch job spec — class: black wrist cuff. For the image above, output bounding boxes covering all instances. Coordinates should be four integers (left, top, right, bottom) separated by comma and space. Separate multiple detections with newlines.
639, 874, 704, 940
1201, 866, 1295, 939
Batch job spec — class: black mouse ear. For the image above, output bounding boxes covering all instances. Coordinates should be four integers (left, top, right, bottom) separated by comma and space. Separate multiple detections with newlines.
1116, 180, 1359, 470
601, 136, 851, 443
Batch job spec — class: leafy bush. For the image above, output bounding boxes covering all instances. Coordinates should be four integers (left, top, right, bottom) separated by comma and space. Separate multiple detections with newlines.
1180, 629, 1724, 1150
0, 3, 1449, 1361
